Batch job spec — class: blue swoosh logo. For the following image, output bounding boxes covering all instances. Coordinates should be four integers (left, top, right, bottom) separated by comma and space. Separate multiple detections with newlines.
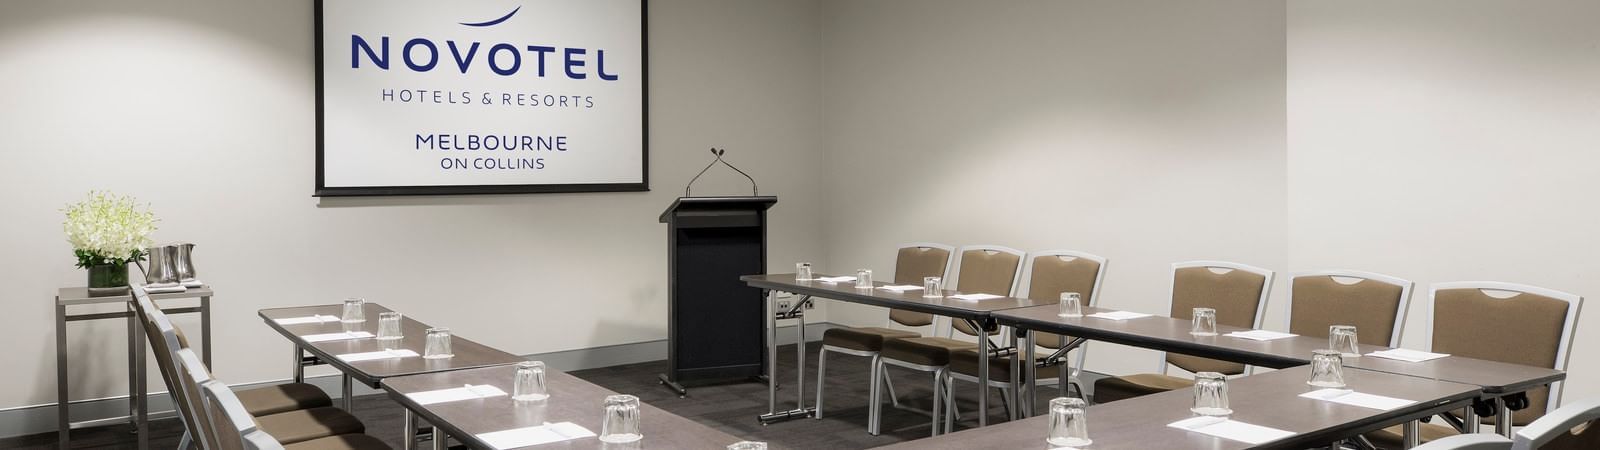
460, 6, 520, 27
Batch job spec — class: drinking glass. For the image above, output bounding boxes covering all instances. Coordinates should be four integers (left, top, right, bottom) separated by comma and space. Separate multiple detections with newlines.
377, 312, 403, 340
341, 298, 366, 323
1058, 292, 1083, 318
423, 327, 453, 359
1329, 325, 1360, 357
795, 262, 813, 281
855, 269, 873, 289
1046, 397, 1092, 447
599, 394, 642, 444
923, 277, 942, 298
1191, 372, 1232, 416
1308, 349, 1347, 388
727, 442, 768, 450
513, 361, 549, 402
1191, 307, 1217, 336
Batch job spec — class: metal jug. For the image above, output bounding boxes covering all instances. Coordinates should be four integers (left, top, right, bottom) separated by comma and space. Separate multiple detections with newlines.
172, 242, 197, 283
144, 245, 179, 287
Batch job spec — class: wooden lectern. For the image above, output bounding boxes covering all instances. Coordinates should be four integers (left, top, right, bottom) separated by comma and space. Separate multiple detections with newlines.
657, 196, 778, 396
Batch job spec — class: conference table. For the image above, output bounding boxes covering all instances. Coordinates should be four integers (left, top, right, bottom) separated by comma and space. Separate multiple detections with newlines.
994, 303, 1566, 439
258, 303, 528, 449
383, 365, 744, 449
741, 273, 1054, 427
875, 365, 1482, 450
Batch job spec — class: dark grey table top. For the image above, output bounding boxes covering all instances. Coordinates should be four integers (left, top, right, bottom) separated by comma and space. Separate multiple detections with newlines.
258, 303, 525, 386
742, 273, 1053, 321
994, 304, 1565, 394
383, 365, 744, 449
875, 365, 1479, 450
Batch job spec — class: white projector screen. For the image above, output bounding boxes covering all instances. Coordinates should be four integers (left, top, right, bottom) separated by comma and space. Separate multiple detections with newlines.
316, 0, 647, 196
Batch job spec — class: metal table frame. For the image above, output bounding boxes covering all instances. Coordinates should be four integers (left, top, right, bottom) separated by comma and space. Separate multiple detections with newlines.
55, 287, 212, 450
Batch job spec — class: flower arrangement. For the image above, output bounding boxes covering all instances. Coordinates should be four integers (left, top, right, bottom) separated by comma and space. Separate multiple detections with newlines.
62, 191, 158, 292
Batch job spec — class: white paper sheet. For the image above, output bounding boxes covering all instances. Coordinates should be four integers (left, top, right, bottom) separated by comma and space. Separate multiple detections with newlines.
949, 293, 1003, 301
1299, 389, 1416, 410
477, 422, 597, 449
1087, 311, 1152, 321
275, 315, 341, 325
815, 276, 857, 283
406, 384, 509, 405
145, 285, 187, 294
1224, 330, 1298, 341
876, 285, 924, 292
1168, 416, 1295, 445
301, 331, 375, 343
1366, 348, 1450, 363
336, 349, 419, 362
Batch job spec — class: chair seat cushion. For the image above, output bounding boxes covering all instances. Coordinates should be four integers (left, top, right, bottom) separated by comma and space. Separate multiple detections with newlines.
256, 407, 366, 445
1365, 422, 1459, 449
239, 383, 333, 416
1093, 373, 1194, 404
285, 433, 393, 450
822, 327, 920, 352
881, 337, 977, 367
948, 349, 1062, 380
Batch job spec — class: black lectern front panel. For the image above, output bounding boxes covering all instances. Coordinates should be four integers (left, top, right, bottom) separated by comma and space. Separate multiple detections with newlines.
659, 196, 776, 387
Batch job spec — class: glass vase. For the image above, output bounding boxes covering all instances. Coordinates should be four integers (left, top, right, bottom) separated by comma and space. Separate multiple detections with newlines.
87, 262, 130, 297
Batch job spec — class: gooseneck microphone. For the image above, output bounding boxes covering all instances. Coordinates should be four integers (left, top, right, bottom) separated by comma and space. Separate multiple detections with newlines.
684, 148, 759, 197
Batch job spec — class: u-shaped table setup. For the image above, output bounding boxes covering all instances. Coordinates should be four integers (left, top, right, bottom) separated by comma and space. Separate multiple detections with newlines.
743, 273, 1566, 449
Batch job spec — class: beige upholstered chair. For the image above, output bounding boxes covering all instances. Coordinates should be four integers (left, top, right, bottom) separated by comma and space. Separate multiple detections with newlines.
184, 349, 391, 450
1287, 270, 1414, 348
1370, 282, 1583, 448
944, 250, 1107, 429
1514, 397, 1600, 450
875, 244, 1024, 436
1093, 261, 1273, 404
815, 243, 954, 431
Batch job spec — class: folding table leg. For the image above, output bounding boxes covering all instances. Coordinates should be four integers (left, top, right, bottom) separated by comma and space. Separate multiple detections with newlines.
403, 410, 417, 450
1403, 420, 1420, 448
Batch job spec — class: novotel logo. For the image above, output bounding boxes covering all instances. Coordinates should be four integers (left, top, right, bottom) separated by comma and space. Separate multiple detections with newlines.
349, 6, 619, 80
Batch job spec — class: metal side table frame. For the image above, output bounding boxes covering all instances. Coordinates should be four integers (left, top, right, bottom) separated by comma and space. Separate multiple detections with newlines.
55, 286, 212, 450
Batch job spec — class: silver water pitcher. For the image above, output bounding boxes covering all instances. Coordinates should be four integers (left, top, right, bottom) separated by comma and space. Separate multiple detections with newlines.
144, 245, 179, 287
172, 242, 197, 283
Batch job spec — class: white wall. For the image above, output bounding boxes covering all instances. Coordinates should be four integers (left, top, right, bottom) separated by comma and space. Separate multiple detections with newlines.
1287, 0, 1600, 404
0, 0, 824, 410
818, 0, 1288, 376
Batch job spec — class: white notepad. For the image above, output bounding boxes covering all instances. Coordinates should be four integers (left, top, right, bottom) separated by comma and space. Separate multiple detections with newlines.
1300, 388, 1416, 410
815, 276, 857, 284
1366, 348, 1450, 363
876, 285, 924, 292
145, 285, 187, 294
1225, 330, 1298, 341
406, 384, 508, 405
301, 331, 375, 343
477, 422, 596, 449
337, 349, 419, 362
275, 315, 341, 325
1087, 311, 1152, 321
1168, 416, 1295, 444
949, 293, 1002, 301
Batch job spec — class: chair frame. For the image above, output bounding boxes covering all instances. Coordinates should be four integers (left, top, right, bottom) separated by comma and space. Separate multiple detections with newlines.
816, 242, 955, 434
1412, 433, 1513, 450
875, 244, 1025, 436
1285, 269, 1415, 348
1512, 396, 1600, 450
1154, 260, 1275, 376
944, 249, 1109, 427
1426, 281, 1584, 415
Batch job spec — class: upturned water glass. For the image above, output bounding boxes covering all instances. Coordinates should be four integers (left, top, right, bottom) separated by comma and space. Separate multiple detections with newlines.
1059, 292, 1083, 318
1046, 397, 1092, 447
423, 327, 453, 359
855, 269, 873, 289
377, 312, 403, 340
1191, 372, 1232, 416
1308, 349, 1347, 388
923, 277, 942, 298
599, 394, 642, 444
513, 361, 549, 402
1329, 325, 1360, 357
341, 298, 366, 323
1191, 307, 1218, 336
795, 262, 813, 281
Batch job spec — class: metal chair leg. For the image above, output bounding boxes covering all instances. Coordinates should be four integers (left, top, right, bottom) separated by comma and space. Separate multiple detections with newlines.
883, 366, 902, 408
944, 374, 956, 433
868, 358, 883, 435
1002, 386, 1016, 420
814, 348, 828, 419
931, 368, 946, 437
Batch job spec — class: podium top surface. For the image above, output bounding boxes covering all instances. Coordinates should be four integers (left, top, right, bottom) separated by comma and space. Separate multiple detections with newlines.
659, 196, 777, 222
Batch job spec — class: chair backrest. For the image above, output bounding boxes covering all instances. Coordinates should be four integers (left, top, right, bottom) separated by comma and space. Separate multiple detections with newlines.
1514, 397, 1600, 450
181, 348, 256, 450
1163, 260, 1274, 375
1429, 282, 1583, 425
888, 243, 955, 328
1018, 250, 1108, 349
947, 244, 1025, 336
176, 347, 225, 449
130, 286, 201, 443
1413, 434, 1513, 450
1287, 270, 1414, 348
